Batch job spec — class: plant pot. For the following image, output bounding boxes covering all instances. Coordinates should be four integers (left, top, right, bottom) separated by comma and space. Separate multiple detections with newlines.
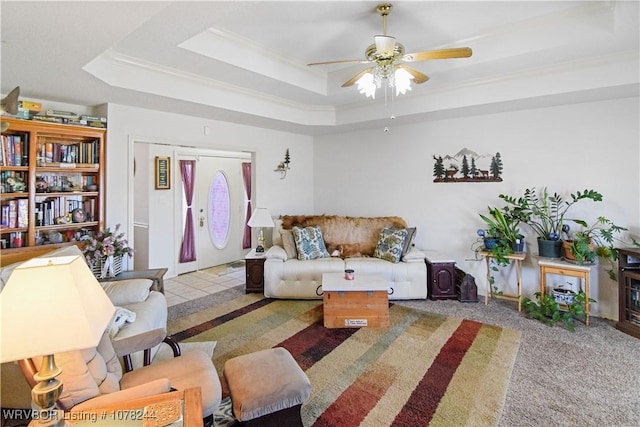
483, 238, 499, 250
511, 240, 525, 253
562, 240, 595, 263
538, 238, 562, 258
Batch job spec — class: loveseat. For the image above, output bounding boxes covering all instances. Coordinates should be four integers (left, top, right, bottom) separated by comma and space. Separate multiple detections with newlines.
0, 245, 169, 409
264, 215, 427, 299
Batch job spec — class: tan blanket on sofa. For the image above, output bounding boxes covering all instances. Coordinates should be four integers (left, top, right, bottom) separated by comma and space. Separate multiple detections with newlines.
280, 215, 407, 258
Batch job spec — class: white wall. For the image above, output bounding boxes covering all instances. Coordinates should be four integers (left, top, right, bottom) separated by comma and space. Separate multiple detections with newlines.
314, 97, 640, 319
104, 104, 314, 277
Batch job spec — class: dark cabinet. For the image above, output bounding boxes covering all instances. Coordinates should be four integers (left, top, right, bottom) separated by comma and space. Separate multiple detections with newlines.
245, 251, 266, 294
616, 248, 640, 339
426, 251, 457, 300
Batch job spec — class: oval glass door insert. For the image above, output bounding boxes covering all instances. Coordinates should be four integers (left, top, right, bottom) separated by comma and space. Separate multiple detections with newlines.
208, 170, 231, 249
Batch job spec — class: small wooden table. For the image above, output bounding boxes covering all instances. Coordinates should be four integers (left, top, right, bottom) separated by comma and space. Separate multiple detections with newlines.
538, 258, 592, 325
480, 250, 526, 311
245, 249, 266, 293
322, 272, 389, 328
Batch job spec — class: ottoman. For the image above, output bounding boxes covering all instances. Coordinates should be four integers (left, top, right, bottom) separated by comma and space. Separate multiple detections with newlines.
223, 347, 311, 426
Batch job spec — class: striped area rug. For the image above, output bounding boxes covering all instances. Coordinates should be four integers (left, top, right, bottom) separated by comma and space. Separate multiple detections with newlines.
169, 294, 521, 427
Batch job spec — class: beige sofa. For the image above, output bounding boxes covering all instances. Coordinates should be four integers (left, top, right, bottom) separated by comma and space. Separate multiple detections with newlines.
0, 245, 169, 409
264, 215, 427, 300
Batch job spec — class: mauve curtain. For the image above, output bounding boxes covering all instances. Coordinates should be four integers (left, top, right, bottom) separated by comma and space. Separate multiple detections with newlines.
242, 162, 252, 249
179, 160, 196, 262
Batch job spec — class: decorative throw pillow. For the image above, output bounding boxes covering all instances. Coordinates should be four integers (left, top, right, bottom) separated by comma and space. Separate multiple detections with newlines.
292, 226, 330, 260
280, 229, 298, 259
402, 227, 417, 257
100, 279, 152, 305
373, 228, 408, 263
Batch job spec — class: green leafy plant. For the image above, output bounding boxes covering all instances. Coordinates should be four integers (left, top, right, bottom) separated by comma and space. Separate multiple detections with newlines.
472, 207, 524, 292
499, 187, 603, 241
564, 216, 640, 280
522, 291, 595, 331
479, 207, 524, 244
475, 206, 524, 265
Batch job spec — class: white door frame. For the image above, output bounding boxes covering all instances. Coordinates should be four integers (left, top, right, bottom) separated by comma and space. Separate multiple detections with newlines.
127, 137, 252, 278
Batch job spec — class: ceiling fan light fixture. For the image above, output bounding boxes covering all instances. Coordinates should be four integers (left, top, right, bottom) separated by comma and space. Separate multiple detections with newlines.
355, 65, 415, 99
374, 35, 396, 56
355, 73, 377, 98
394, 67, 414, 96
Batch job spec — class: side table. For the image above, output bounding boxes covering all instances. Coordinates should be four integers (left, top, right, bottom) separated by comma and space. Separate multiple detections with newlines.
424, 250, 457, 300
245, 249, 266, 294
538, 259, 592, 325
99, 268, 168, 294
480, 250, 526, 311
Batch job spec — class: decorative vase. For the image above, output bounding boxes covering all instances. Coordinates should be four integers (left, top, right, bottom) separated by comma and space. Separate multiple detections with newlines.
537, 238, 562, 258
90, 255, 123, 279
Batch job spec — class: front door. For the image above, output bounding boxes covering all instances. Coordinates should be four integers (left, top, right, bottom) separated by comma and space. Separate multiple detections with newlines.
196, 155, 246, 269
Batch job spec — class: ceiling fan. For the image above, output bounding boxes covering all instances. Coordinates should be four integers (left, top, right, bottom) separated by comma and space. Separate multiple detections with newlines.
307, 3, 472, 93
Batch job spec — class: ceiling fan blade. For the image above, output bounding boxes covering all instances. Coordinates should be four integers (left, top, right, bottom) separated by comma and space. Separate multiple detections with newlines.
402, 47, 472, 62
342, 67, 375, 87
307, 59, 371, 66
397, 64, 429, 84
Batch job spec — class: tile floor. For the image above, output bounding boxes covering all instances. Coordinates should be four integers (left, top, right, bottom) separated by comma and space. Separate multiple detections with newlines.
163, 261, 246, 307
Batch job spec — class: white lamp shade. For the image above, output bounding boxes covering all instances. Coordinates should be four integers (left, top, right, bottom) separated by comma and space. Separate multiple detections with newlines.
0, 255, 116, 363
374, 35, 396, 56
247, 208, 274, 228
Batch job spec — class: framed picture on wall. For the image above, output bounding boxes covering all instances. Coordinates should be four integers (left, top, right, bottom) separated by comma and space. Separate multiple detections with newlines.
155, 156, 170, 189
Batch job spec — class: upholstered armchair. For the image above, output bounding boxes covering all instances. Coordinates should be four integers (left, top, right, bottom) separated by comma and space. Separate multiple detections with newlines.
0, 245, 174, 409
19, 329, 222, 422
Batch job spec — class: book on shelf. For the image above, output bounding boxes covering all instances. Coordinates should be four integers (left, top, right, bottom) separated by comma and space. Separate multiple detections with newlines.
17, 199, 28, 228
86, 120, 107, 129
19, 100, 42, 112
1, 134, 29, 166
80, 114, 107, 123
38, 140, 100, 165
8, 200, 17, 229
31, 114, 107, 129
46, 109, 79, 119
0, 205, 9, 228
33, 115, 68, 124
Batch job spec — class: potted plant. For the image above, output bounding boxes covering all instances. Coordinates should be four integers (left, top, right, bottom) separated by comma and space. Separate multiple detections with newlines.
522, 291, 595, 331
479, 207, 525, 254
472, 207, 522, 272
563, 216, 640, 280
499, 187, 603, 258
81, 224, 134, 278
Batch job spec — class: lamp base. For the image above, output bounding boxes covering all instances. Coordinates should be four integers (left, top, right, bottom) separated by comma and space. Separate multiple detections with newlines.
30, 408, 67, 427
255, 245, 265, 253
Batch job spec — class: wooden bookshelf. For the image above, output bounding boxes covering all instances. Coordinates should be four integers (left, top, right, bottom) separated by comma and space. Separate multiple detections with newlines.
0, 117, 105, 265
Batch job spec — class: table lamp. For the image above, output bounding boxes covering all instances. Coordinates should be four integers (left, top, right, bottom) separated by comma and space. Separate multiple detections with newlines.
247, 208, 274, 253
0, 255, 116, 427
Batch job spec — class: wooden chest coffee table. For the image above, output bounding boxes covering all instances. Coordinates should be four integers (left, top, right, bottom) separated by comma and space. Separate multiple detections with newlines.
322, 272, 390, 328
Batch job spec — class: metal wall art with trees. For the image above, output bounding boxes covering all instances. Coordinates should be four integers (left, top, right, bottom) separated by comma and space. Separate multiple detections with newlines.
433, 148, 503, 183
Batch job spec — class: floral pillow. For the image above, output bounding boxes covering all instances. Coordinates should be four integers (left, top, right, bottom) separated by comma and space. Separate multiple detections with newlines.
373, 228, 408, 263
292, 226, 330, 260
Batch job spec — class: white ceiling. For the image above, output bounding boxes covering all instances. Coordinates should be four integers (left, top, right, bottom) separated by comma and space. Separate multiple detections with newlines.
1, 1, 638, 136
